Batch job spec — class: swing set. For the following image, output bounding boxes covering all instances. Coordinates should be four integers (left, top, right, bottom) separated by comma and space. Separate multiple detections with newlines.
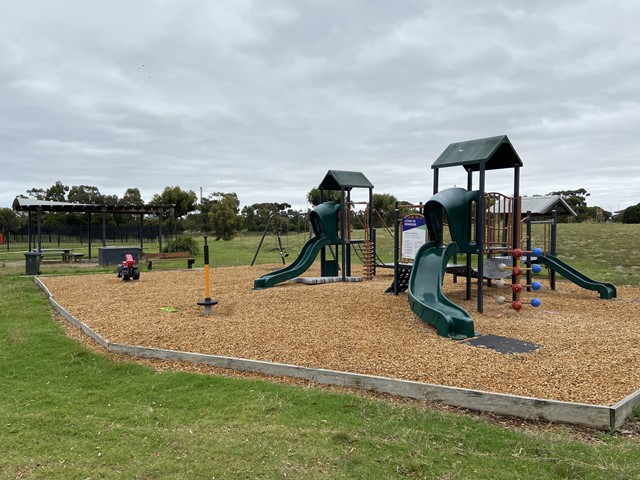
250, 213, 310, 266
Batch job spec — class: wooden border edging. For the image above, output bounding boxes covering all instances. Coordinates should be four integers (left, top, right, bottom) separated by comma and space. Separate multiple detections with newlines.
612, 389, 640, 429
34, 277, 640, 430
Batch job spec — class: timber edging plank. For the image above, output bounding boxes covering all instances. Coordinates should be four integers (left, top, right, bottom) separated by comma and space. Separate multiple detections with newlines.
34, 276, 639, 430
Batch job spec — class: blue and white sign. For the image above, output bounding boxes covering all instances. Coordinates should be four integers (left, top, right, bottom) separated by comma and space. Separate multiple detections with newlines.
402, 216, 426, 259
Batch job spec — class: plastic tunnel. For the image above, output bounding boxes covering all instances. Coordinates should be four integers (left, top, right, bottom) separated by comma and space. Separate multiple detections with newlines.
424, 188, 479, 254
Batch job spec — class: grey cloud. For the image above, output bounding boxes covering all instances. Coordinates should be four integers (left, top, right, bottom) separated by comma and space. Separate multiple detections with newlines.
1, 0, 639, 214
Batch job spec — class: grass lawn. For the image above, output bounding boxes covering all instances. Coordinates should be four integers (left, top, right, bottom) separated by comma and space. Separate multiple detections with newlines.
2, 223, 640, 478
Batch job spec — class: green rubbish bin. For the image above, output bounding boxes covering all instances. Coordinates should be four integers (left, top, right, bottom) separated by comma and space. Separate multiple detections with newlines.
24, 252, 42, 275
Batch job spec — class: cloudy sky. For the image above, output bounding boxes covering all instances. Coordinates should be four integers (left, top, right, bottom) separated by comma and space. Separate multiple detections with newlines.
2, 0, 639, 213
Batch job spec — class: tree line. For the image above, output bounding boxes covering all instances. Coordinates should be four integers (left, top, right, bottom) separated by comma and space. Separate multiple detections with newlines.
1, 182, 636, 244
0, 182, 401, 241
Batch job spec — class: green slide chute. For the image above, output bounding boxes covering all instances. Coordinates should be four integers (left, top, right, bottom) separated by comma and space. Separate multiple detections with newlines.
253, 236, 331, 290
425, 188, 479, 254
408, 241, 475, 339
537, 255, 617, 299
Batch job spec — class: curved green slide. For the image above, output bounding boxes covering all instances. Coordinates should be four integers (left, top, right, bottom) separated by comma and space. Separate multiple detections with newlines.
425, 188, 479, 254
537, 255, 617, 299
254, 236, 331, 290
408, 241, 475, 339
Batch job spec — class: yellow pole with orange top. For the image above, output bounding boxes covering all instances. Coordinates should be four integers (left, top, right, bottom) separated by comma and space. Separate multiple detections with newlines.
197, 235, 218, 315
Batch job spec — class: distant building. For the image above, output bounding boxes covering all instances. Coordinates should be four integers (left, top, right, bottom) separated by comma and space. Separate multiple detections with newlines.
520, 195, 577, 219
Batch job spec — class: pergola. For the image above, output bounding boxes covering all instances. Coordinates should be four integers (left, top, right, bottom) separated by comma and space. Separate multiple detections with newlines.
12, 197, 176, 259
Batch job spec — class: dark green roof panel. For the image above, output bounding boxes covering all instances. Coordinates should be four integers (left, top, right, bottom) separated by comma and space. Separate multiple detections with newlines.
431, 135, 523, 172
318, 170, 374, 191
12, 197, 173, 215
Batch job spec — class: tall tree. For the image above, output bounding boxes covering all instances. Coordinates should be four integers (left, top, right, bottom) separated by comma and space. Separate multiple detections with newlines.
45, 181, 69, 202
306, 187, 341, 207
119, 188, 144, 206
26, 187, 46, 200
618, 203, 640, 224
151, 186, 197, 218
241, 202, 292, 232
372, 193, 397, 229
208, 192, 241, 240
111, 188, 145, 226
548, 188, 590, 220
0, 208, 19, 238
68, 185, 105, 204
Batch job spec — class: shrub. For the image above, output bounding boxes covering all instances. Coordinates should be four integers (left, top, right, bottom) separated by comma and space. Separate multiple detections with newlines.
618, 203, 640, 224
163, 236, 200, 256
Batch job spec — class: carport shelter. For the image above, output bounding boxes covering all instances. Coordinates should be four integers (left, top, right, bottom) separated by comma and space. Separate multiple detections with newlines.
11, 197, 176, 260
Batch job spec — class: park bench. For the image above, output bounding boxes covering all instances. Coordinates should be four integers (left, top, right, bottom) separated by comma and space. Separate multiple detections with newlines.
145, 252, 195, 270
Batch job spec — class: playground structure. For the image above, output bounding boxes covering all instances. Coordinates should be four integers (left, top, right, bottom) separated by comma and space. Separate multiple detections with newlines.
392, 135, 617, 339
254, 170, 374, 289
253, 136, 616, 340
27, 136, 635, 430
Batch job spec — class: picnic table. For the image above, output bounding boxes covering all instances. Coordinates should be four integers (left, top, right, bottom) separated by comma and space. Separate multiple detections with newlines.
31, 249, 81, 262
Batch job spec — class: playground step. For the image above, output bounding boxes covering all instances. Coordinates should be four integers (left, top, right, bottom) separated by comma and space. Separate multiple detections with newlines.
385, 266, 412, 294
292, 276, 363, 285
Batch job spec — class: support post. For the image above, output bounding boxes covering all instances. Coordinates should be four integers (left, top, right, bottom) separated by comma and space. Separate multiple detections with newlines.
550, 209, 557, 290
393, 205, 400, 295
101, 207, 107, 247
158, 208, 163, 254
251, 215, 273, 266
526, 211, 532, 293
369, 187, 375, 276
88, 213, 92, 260
465, 169, 474, 302
340, 189, 346, 281
28, 211, 32, 252
36, 207, 42, 252
512, 167, 521, 299
477, 166, 486, 313
274, 219, 286, 265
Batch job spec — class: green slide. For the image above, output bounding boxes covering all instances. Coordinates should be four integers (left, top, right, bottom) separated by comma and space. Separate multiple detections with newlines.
254, 236, 331, 290
408, 241, 475, 339
537, 255, 617, 299
425, 188, 479, 254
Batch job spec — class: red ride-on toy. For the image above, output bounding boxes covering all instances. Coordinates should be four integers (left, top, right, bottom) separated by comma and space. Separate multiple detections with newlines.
117, 253, 140, 281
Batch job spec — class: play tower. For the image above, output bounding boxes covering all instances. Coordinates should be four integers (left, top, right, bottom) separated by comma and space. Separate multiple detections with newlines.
429, 134, 523, 313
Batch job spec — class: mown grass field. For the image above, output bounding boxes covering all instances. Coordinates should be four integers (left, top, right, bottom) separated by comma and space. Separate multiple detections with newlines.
1, 223, 640, 478
2, 223, 639, 285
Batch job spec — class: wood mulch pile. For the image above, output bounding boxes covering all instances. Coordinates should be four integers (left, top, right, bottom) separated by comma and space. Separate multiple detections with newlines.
40, 264, 640, 406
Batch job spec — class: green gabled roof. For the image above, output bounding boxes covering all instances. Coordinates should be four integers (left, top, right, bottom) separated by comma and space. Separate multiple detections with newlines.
318, 170, 374, 191
431, 135, 523, 172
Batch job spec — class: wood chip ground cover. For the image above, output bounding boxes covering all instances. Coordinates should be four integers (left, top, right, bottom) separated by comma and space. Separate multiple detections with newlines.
40, 265, 640, 406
